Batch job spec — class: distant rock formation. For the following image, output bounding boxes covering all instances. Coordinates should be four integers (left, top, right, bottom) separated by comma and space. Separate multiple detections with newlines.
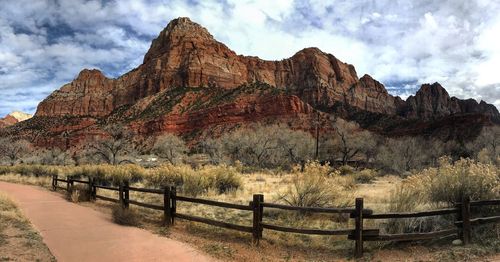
4, 17, 498, 148
0, 111, 32, 129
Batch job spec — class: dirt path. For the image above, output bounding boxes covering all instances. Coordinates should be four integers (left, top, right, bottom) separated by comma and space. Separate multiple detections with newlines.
0, 181, 215, 262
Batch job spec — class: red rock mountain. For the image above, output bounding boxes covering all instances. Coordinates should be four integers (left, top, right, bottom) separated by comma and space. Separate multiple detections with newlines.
0, 112, 32, 129
4, 17, 499, 147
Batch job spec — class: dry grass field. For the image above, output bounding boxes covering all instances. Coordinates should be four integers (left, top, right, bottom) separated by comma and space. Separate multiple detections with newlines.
0, 159, 499, 261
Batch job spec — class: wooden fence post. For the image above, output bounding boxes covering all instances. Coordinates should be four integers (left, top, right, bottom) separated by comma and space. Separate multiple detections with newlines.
119, 183, 124, 208
170, 186, 177, 225
460, 196, 472, 245
252, 194, 264, 244
52, 175, 57, 191
354, 198, 364, 258
67, 177, 73, 194
88, 177, 94, 201
163, 186, 172, 226
258, 194, 264, 240
91, 178, 97, 200
123, 181, 130, 209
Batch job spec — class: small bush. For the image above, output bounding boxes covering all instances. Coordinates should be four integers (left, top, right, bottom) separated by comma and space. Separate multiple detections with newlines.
183, 175, 211, 197
384, 186, 445, 234
145, 164, 191, 188
338, 165, 355, 176
404, 157, 499, 205
2, 165, 60, 177
111, 205, 139, 226
201, 165, 242, 194
277, 161, 351, 208
69, 184, 91, 203
386, 157, 499, 234
353, 169, 377, 184
145, 164, 242, 196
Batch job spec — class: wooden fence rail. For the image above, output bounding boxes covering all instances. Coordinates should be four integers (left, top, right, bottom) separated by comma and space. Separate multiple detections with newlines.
51, 175, 500, 258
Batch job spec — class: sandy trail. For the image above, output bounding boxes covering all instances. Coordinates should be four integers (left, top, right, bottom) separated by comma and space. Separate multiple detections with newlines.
0, 181, 215, 262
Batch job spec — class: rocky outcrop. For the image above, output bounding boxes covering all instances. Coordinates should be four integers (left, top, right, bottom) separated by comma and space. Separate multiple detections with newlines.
5, 17, 497, 148
402, 83, 499, 120
0, 112, 32, 129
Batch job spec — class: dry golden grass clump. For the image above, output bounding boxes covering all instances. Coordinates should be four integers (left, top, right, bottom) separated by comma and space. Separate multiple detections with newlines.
0, 164, 59, 177
352, 169, 378, 184
144, 164, 242, 196
111, 205, 139, 226
69, 164, 147, 184
0, 173, 52, 188
69, 184, 92, 203
276, 161, 354, 208
385, 157, 500, 234
396, 157, 499, 206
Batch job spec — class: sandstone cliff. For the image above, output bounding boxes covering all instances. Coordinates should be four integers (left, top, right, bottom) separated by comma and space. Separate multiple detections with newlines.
5, 17, 498, 147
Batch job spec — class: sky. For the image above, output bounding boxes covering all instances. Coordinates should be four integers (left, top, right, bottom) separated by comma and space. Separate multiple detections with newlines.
1, 0, 499, 117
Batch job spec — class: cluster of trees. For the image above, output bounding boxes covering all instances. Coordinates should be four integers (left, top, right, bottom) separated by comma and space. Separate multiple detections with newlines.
197, 125, 315, 168
0, 122, 498, 174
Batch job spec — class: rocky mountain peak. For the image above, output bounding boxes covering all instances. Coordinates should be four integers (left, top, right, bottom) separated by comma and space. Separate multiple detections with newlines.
76, 69, 106, 80
0, 111, 32, 129
143, 17, 215, 63
416, 82, 450, 99
16, 17, 499, 148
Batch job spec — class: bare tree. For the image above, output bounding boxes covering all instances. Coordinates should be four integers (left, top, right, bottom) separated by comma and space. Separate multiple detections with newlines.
328, 119, 374, 165
209, 124, 315, 168
377, 137, 428, 173
196, 137, 227, 165
152, 133, 188, 164
467, 126, 500, 164
86, 125, 136, 165
277, 128, 315, 166
0, 138, 31, 166
37, 148, 74, 165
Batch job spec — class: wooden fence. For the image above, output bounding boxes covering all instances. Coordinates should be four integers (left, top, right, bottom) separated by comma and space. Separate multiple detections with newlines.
52, 175, 500, 258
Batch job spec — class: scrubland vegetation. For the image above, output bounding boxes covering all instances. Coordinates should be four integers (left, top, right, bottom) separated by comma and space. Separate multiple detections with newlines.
0, 123, 498, 260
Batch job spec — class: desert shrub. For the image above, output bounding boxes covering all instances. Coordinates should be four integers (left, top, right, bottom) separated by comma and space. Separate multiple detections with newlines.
276, 161, 351, 208
385, 157, 499, 234
4, 164, 59, 177
144, 164, 242, 196
385, 186, 449, 234
182, 175, 211, 197
0, 173, 53, 188
406, 158, 499, 205
69, 184, 91, 203
200, 165, 242, 194
111, 205, 139, 226
68, 164, 147, 185
69, 165, 106, 181
0, 166, 10, 175
353, 169, 377, 184
338, 165, 355, 176
145, 164, 191, 188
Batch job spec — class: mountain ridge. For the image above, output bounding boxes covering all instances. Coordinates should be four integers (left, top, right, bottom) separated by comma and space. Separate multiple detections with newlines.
3, 17, 498, 148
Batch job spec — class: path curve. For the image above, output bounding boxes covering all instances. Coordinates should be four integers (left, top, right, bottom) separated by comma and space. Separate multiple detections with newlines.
0, 181, 215, 262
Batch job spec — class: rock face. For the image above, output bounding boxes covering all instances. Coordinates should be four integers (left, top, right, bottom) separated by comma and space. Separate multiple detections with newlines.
0, 112, 32, 129
6, 17, 499, 148
401, 83, 499, 120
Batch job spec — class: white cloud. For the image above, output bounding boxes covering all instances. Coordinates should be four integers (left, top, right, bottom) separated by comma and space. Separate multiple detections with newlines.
0, 0, 499, 116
